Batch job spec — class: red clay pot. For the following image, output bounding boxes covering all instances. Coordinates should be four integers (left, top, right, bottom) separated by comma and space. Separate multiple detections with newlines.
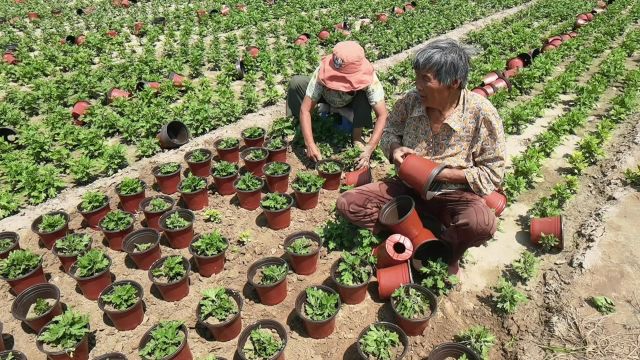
71, 101, 91, 119
398, 155, 445, 199
393, 6, 405, 15
261, 194, 293, 230
159, 209, 195, 249
284, 231, 322, 275
99, 216, 134, 252
373, 234, 414, 269
377, 13, 389, 22
248, 257, 288, 305
123, 228, 162, 270
241, 147, 268, 177
295, 285, 340, 339
391, 284, 437, 336
377, 261, 412, 300
139, 323, 192, 360
483, 189, 507, 217
214, 139, 240, 163
294, 189, 320, 210
236, 3, 247, 12
549, 39, 563, 47
0, 232, 20, 259
37, 326, 89, 360
530, 215, 564, 249
241, 128, 266, 148
136, 81, 160, 91
234, 178, 264, 210
266, 142, 288, 163
98, 280, 144, 331
560, 34, 572, 42
378, 196, 425, 242
179, 180, 209, 211
106, 88, 131, 104
196, 9, 207, 18
197, 288, 243, 341
70, 256, 112, 300
27, 12, 39, 21
482, 83, 497, 97
106, 30, 118, 38
503, 68, 519, 79
31, 211, 70, 250
481, 71, 502, 85
263, 163, 290, 193
185, 149, 213, 178
506, 57, 525, 70
316, 160, 343, 190
330, 260, 371, 305
133, 21, 144, 35
212, 171, 239, 196
78, 199, 111, 229
52, 238, 92, 273
11, 283, 62, 333
140, 195, 175, 230
471, 87, 489, 97
343, 165, 372, 187
2, 260, 47, 295
318, 30, 330, 41
189, 235, 228, 277
427, 343, 481, 360
585, 13, 594, 21
542, 43, 558, 52
149, 256, 191, 302
246, 46, 260, 58
491, 77, 512, 92
357, 322, 409, 360
411, 236, 452, 273
237, 320, 287, 360
169, 73, 185, 87
2, 52, 17, 65
569, 31, 579, 38
116, 180, 146, 213
152, 164, 182, 195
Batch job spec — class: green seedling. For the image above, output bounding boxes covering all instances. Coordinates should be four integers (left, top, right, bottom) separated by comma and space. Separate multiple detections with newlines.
539, 233, 560, 252
242, 126, 265, 139
55, 233, 91, 256
258, 264, 287, 285
243, 327, 283, 360
192, 231, 228, 256
80, 191, 107, 212
217, 137, 239, 149
238, 230, 252, 245
37, 310, 90, 352
138, 320, 185, 359
292, 171, 325, 193
118, 177, 144, 195
287, 237, 315, 255
146, 197, 171, 212
456, 326, 496, 360
179, 175, 206, 193
164, 212, 191, 230
74, 249, 109, 278
235, 172, 262, 191
158, 162, 180, 175
0, 237, 14, 252
624, 165, 640, 186
33, 297, 53, 316
0, 249, 41, 279
359, 325, 401, 360
264, 162, 290, 176
391, 286, 431, 319
336, 252, 371, 286
419, 258, 459, 296
151, 256, 186, 282
591, 296, 615, 314
304, 287, 339, 321
211, 161, 238, 177
203, 209, 223, 223
511, 251, 539, 282
318, 160, 341, 174
38, 213, 67, 233
244, 148, 267, 161
493, 277, 527, 314
265, 137, 286, 150
135, 243, 153, 252
189, 149, 210, 163
260, 193, 290, 211
100, 210, 134, 232
101, 283, 139, 311
198, 287, 238, 322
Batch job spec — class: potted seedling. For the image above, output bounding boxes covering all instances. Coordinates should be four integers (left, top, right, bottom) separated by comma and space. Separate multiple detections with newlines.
52, 233, 92, 273
215, 137, 241, 163
265, 137, 288, 163
153, 162, 182, 195
530, 215, 563, 250
189, 230, 229, 277
0, 249, 46, 295
316, 160, 343, 190
291, 172, 325, 210
390, 284, 437, 336
237, 320, 287, 360
11, 283, 63, 333
357, 322, 409, 360
241, 147, 268, 177
284, 231, 322, 275
377, 261, 413, 300
241, 126, 266, 147
115, 177, 146, 213
339, 147, 372, 187
139, 195, 175, 230
234, 172, 264, 210
263, 162, 291, 193
98, 280, 144, 331
159, 209, 195, 249
178, 174, 208, 210
77, 191, 110, 229
71, 100, 91, 119
138, 321, 192, 360
197, 287, 243, 341
123, 229, 162, 270
260, 193, 294, 230
398, 155, 445, 199
247, 257, 289, 305
0, 351, 26, 359
211, 161, 240, 196
70, 249, 112, 300
149, 256, 190, 301
99, 210, 135, 251
330, 252, 372, 304
378, 195, 426, 243
0, 232, 20, 259
295, 285, 340, 339
426, 343, 481, 360
36, 310, 90, 360
417, 258, 459, 296
185, 148, 213, 177
31, 211, 70, 250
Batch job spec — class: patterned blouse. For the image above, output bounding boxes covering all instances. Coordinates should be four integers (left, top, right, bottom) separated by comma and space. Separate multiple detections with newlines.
305, 66, 385, 108
380, 89, 506, 196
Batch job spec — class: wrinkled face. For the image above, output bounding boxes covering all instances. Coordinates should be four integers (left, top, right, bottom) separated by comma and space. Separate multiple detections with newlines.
415, 70, 460, 108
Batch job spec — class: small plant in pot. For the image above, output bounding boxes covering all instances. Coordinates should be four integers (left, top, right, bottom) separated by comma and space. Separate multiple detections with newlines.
139, 320, 192, 360
265, 137, 288, 163
153, 162, 182, 195
149, 256, 190, 302
211, 161, 240, 196
316, 159, 343, 190
237, 320, 287, 360
77, 191, 110, 229
241, 147, 269, 177
99, 210, 135, 251
159, 209, 195, 249
247, 257, 289, 305
123, 229, 162, 270
70, 249, 112, 300
197, 287, 243, 342
98, 280, 144, 331
178, 174, 209, 210
390, 284, 437, 336
241, 126, 266, 147
234, 172, 264, 210
339, 147, 372, 187
357, 322, 409, 360
291, 171, 325, 210
11, 283, 63, 333
418, 258, 459, 296
0, 249, 46, 295
284, 231, 322, 275
0, 232, 20, 259
263, 162, 291, 193
36, 310, 90, 360
190, 230, 229, 277
331, 252, 373, 305
115, 177, 146, 213
185, 148, 213, 177
31, 211, 70, 250
295, 285, 340, 339
140, 195, 175, 230
52, 233, 92, 273
215, 137, 241, 163
0, 350, 27, 360
260, 193, 294, 230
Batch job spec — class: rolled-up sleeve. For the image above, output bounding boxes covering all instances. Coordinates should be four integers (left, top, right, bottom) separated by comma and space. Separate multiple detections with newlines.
365, 72, 385, 106
380, 93, 411, 160
305, 67, 324, 102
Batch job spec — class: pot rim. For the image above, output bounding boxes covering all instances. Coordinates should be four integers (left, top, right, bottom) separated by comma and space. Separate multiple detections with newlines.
390, 283, 438, 323
98, 212, 135, 234
69, 254, 112, 281
123, 228, 161, 255
260, 193, 294, 213
11, 283, 61, 321
378, 195, 416, 226
148, 256, 191, 285
0, 257, 43, 281
294, 285, 341, 323
237, 319, 288, 360
212, 168, 240, 180
185, 148, 213, 164
284, 231, 323, 257
159, 209, 195, 232
77, 197, 110, 215
241, 127, 266, 140
152, 163, 182, 178
214, 138, 241, 150
52, 235, 92, 257
240, 147, 269, 162
196, 288, 243, 327
139, 195, 175, 214
97, 279, 144, 314
189, 234, 229, 258
330, 258, 372, 289
36, 323, 89, 356
0, 231, 19, 254
247, 257, 289, 288
265, 138, 288, 152
316, 159, 344, 175
233, 176, 265, 193
139, 322, 188, 360
178, 177, 208, 195
263, 162, 292, 177
427, 342, 482, 360
356, 321, 409, 359
115, 179, 147, 197
31, 211, 70, 235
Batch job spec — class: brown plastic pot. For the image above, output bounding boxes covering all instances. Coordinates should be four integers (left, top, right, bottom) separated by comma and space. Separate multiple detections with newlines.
316, 160, 343, 190
139, 323, 192, 360
246, 46, 260, 59
70, 255, 112, 301
560, 33, 572, 42
11, 283, 62, 333
157, 120, 189, 149
148, 256, 191, 302
99, 214, 134, 251
237, 320, 287, 360
393, 6, 405, 15
0, 232, 20, 259
241, 128, 266, 147
503, 67, 519, 79
530, 215, 564, 249
2, 52, 17, 65
0, 351, 26, 360
179, 178, 209, 211
427, 343, 481, 360
377, 13, 389, 22
2, 259, 47, 295
482, 83, 497, 97
98, 280, 144, 331
390, 284, 437, 336
481, 71, 502, 86
241, 147, 268, 177
212, 171, 239, 196
140, 195, 175, 230
197, 288, 243, 341
116, 180, 147, 213
106, 30, 119, 38
411, 237, 452, 272
548, 39, 563, 47
78, 198, 110, 229
379, 196, 425, 242
159, 209, 195, 249
377, 261, 412, 300
330, 259, 371, 305
185, 149, 213, 178
266, 140, 288, 163
233, 178, 264, 210
169, 73, 186, 87
483, 189, 507, 217
152, 164, 182, 195
542, 43, 558, 52
189, 235, 228, 277
294, 189, 320, 210
471, 87, 489, 98
71, 101, 91, 119
52, 237, 92, 273
491, 77, 511, 92
36, 324, 89, 360
284, 231, 322, 275
31, 211, 70, 250
136, 81, 160, 91
295, 285, 340, 339
214, 138, 240, 163
106, 88, 131, 104
398, 155, 445, 199
356, 322, 409, 360
123, 228, 162, 270
27, 12, 39, 21
93, 353, 127, 360
318, 30, 330, 41
373, 234, 414, 269
247, 257, 289, 305
343, 165, 372, 187
263, 163, 291, 193
261, 194, 293, 230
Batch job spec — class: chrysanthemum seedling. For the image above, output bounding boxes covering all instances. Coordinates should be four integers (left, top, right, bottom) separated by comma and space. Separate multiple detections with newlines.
492, 277, 528, 314
591, 296, 615, 314
511, 250, 539, 282
456, 325, 496, 360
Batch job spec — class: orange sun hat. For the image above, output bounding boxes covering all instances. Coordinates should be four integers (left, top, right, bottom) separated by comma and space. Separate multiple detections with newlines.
318, 41, 374, 92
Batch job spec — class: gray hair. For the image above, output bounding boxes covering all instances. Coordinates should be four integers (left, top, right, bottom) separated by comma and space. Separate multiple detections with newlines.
412, 38, 471, 88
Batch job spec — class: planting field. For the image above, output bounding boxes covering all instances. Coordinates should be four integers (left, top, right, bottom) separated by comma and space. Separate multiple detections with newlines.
2, 0, 640, 359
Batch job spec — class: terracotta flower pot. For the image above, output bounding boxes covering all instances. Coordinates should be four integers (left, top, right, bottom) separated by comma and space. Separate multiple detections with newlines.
106, 30, 118, 38
391, 284, 437, 336
152, 164, 182, 195
356, 322, 409, 360
343, 166, 372, 187
98, 280, 144, 331
31, 211, 70, 250
11, 283, 63, 333
377, 13, 389, 22
261, 194, 293, 230
123, 229, 162, 270
482, 83, 497, 97
560, 34, 572, 42
411, 237, 452, 272
27, 12, 39, 21
246, 46, 260, 58
70, 256, 112, 301
378, 195, 425, 242
284, 231, 322, 275
136, 81, 160, 91
139, 323, 192, 360
99, 216, 134, 252
140, 195, 175, 230
179, 180, 209, 211
426, 343, 481, 360
263, 163, 290, 193
185, 149, 213, 178
36, 325, 89, 360
330, 259, 371, 305
398, 155, 445, 199
2, 52, 17, 65
71, 101, 91, 119
52, 238, 92, 273
294, 189, 320, 210
247, 257, 288, 305
212, 171, 239, 196
265, 140, 288, 163
377, 261, 412, 300
159, 209, 195, 249
318, 30, 330, 41
393, 6, 405, 15
233, 178, 264, 210
2, 259, 47, 295
237, 320, 287, 360
189, 235, 228, 277
106, 88, 131, 104
197, 288, 243, 342
241, 128, 266, 147
148, 256, 191, 302
491, 77, 512, 92
116, 181, 146, 214
549, 39, 563, 47
503, 68, 519, 79
542, 43, 558, 52
471, 87, 489, 98
78, 198, 110, 229
241, 147, 268, 177
169, 72, 185, 87
316, 160, 343, 190
295, 285, 340, 339
0, 351, 26, 360
0, 232, 20, 259
373, 234, 414, 269
481, 71, 502, 85
214, 139, 240, 163
530, 215, 564, 249
483, 189, 507, 217
158, 120, 189, 149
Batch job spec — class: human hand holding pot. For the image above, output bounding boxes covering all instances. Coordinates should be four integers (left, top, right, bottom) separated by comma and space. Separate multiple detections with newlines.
392, 146, 416, 167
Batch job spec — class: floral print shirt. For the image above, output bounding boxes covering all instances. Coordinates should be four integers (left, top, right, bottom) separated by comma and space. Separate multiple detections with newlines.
305, 66, 385, 108
380, 89, 506, 196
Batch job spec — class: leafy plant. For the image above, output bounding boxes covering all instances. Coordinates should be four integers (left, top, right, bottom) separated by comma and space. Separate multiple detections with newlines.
318, 160, 341, 174
287, 237, 315, 255
118, 177, 144, 195
244, 148, 267, 161
235, 172, 262, 191
55, 233, 91, 256
263, 162, 290, 176
591, 296, 615, 314
211, 161, 238, 177
146, 197, 171, 212
189, 149, 210, 163
291, 171, 325, 193
0, 249, 41, 279
100, 210, 134, 232
0, 237, 15, 252
265, 137, 286, 151
33, 297, 53, 316
539, 233, 560, 252
304, 287, 339, 321
198, 287, 238, 322
217, 137, 239, 149
0, 352, 15, 360
101, 283, 139, 311
260, 193, 291, 211
339, 147, 363, 171
151, 256, 186, 282
456, 326, 496, 360
74, 249, 110, 278
38, 213, 67, 233
243, 327, 283, 360
37, 310, 90, 352
359, 325, 401, 360
139, 320, 185, 359
80, 191, 107, 212
257, 264, 287, 285
242, 126, 265, 139
135, 243, 153, 252
204, 208, 222, 223
179, 175, 206, 193
511, 251, 539, 282
493, 277, 527, 314
238, 230, 252, 245
624, 165, 640, 187
192, 230, 228, 256
419, 258, 459, 296
158, 163, 180, 176
336, 252, 371, 286
164, 212, 191, 230
392, 286, 431, 319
